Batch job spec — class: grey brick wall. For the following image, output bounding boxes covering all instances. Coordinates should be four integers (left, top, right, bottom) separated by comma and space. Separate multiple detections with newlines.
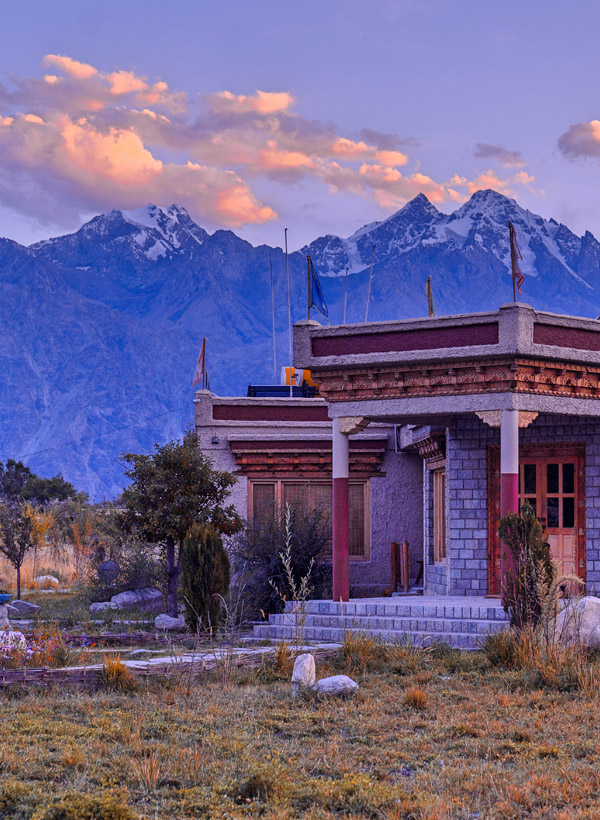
440, 413, 600, 597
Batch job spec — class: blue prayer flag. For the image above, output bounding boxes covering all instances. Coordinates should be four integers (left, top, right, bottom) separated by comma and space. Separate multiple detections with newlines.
309, 257, 328, 319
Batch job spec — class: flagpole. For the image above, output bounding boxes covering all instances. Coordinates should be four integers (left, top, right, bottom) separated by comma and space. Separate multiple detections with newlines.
364, 244, 376, 323
203, 338, 206, 390
307, 254, 311, 321
270, 251, 277, 383
285, 228, 293, 399
509, 222, 516, 303
343, 266, 348, 324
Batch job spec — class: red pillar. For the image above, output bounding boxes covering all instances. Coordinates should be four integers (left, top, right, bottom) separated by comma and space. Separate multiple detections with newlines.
500, 409, 519, 602
332, 418, 350, 601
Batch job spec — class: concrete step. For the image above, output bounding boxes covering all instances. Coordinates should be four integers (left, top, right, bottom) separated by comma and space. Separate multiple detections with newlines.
291, 600, 509, 621
252, 623, 494, 650
268, 612, 507, 635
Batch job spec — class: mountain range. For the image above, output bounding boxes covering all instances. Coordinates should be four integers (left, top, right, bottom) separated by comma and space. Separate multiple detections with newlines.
2, 190, 600, 498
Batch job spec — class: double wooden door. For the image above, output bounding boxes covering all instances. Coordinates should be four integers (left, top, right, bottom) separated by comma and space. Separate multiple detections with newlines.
487, 444, 585, 596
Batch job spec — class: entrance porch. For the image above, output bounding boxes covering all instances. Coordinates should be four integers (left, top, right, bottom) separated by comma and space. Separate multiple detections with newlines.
293, 302, 600, 603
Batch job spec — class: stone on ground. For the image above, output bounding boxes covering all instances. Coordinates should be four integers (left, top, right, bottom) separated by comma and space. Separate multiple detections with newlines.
34, 575, 59, 589
10, 600, 41, 616
89, 601, 118, 613
312, 674, 359, 696
154, 614, 187, 631
553, 595, 600, 647
291, 653, 316, 696
0, 605, 9, 629
110, 589, 164, 613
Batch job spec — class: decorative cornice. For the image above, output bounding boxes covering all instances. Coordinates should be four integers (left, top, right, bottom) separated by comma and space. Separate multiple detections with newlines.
338, 416, 370, 435
414, 432, 446, 467
309, 357, 600, 403
475, 410, 539, 428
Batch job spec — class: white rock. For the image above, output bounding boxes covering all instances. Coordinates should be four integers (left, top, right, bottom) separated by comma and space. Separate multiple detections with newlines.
312, 675, 359, 696
291, 653, 316, 696
110, 588, 164, 613
0, 630, 26, 651
553, 596, 600, 648
154, 614, 187, 631
34, 575, 59, 589
89, 601, 118, 613
10, 600, 41, 616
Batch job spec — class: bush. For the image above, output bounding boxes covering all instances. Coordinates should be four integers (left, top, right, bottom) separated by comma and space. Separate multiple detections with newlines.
181, 523, 230, 633
499, 501, 554, 630
230, 504, 331, 620
85, 533, 162, 603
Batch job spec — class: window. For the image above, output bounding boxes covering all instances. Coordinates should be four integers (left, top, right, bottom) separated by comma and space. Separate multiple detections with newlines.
249, 480, 369, 560
433, 468, 446, 562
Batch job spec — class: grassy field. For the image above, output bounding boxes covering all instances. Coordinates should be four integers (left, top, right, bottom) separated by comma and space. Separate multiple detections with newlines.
2, 642, 600, 820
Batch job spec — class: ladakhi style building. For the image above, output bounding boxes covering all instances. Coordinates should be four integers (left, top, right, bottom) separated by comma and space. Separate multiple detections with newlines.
196, 303, 600, 615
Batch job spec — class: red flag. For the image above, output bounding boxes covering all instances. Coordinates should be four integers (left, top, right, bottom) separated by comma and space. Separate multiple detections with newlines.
509, 221, 524, 297
193, 338, 206, 388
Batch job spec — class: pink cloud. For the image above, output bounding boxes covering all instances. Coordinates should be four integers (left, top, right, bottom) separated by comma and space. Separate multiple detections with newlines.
210, 90, 294, 114
43, 54, 97, 80
0, 54, 539, 232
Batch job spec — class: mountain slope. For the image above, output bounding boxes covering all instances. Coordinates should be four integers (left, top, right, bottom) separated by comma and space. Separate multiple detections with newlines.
2, 193, 600, 497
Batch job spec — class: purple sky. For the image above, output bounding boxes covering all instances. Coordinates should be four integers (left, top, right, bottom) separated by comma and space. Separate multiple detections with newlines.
2, 0, 600, 249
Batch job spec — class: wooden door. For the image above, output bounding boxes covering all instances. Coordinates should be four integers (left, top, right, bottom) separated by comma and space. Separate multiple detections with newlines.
487, 443, 585, 596
519, 458, 578, 577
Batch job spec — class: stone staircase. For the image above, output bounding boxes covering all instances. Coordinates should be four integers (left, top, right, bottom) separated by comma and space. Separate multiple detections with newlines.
252, 596, 510, 650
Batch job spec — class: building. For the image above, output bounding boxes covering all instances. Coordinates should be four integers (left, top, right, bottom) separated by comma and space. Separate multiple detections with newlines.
195, 303, 600, 642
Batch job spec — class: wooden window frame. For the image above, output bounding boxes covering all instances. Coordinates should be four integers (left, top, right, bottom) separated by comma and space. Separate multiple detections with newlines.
432, 467, 447, 563
248, 478, 370, 561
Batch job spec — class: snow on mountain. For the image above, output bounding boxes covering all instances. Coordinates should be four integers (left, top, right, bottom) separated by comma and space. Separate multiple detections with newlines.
2, 191, 600, 497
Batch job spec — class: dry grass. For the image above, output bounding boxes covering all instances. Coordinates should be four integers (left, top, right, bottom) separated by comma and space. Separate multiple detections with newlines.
2, 646, 600, 818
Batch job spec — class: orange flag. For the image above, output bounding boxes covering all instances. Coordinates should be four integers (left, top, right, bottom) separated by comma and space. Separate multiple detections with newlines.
193, 338, 206, 388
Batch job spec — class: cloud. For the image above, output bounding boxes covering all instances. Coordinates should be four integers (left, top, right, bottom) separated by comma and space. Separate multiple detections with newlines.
0, 55, 538, 231
558, 121, 600, 159
43, 54, 97, 80
473, 142, 525, 168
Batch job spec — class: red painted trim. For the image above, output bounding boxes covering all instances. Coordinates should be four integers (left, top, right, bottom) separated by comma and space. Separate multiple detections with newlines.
332, 476, 350, 602
213, 405, 330, 422
229, 439, 386, 451
534, 322, 600, 351
312, 322, 499, 357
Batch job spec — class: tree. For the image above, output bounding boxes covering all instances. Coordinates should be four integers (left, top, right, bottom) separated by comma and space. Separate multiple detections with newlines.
0, 459, 86, 503
120, 430, 242, 617
181, 523, 230, 633
0, 499, 35, 598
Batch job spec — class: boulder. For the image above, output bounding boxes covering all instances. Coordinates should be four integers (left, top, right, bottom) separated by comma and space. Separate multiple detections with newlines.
10, 600, 41, 617
34, 575, 60, 589
0, 630, 26, 651
154, 614, 187, 631
312, 675, 359, 696
89, 601, 118, 613
110, 589, 164, 613
553, 596, 600, 648
291, 653, 316, 697
0, 605, 9, 629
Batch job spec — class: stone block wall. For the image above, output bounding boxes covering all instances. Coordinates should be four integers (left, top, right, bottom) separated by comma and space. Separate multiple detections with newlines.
442, 412, 600, 597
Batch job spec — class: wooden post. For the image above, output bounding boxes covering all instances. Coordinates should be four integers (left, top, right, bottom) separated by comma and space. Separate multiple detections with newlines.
401, 541, 410, 594
391, 541, 399, 591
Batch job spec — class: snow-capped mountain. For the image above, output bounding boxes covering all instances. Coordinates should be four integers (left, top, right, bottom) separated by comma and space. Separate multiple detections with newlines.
2, 191, 600, 497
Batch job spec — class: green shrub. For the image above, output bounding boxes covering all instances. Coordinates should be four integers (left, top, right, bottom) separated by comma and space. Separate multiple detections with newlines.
85, 532, 162, 603
181, 523, 230, 633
